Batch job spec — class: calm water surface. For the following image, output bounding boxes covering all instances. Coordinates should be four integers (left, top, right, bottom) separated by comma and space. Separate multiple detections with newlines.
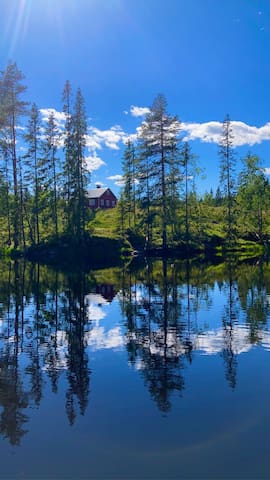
0, 257, 270, 479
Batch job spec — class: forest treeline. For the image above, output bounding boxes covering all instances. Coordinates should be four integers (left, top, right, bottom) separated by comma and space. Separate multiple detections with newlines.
0, 62, 269, 257
0, 62, 90, 251
119, 97, 270, 253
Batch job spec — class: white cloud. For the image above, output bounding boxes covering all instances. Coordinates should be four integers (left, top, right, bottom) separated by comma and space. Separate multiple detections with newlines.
85, 134, 102, 151
130, 105, 150, 117
123, 132, 139, 144
182, 120, 270, 147
107, 174, 125, 186
263, 168, 270, 175
40, 108, 66, 128
85, 154, 106, 172
87, 125, 127, 151
182, 121, 222, 144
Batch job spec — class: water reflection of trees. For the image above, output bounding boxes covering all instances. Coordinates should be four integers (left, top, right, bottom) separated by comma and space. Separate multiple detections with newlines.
120, 259, 215, 412
220, 261, 239, 389
0, 257, 270, 442
0, 260, 94, 444
120, 257, 270, 409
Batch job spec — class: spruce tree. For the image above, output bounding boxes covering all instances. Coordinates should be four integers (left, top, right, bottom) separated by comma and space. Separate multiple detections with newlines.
41, 111, 60, 238
121, 139, 137, 229
182, 142, 191, 245
69, 88, 89, 241
62, 80, 73, 233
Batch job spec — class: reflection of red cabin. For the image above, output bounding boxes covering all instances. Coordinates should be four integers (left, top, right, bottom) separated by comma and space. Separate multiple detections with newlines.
95, 284, 116, 302
87, 187, 117, 209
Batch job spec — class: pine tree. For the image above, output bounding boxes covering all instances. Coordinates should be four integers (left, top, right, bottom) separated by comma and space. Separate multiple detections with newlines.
219, 114, 236, 244
23, 103, 42, 244
0, 63, 28, 248
0, 143, 12, 244
137, 94, 181, 251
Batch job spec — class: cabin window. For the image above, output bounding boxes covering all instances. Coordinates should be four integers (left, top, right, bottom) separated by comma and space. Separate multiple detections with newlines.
100, 199, 104, 206
112, 201, 115, 206
106, 200, 110, 206
89, 199, 95, 206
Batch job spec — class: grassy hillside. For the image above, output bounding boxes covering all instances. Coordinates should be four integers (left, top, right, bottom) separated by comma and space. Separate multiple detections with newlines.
87, 208, 120, 239
87, 205, 267, 260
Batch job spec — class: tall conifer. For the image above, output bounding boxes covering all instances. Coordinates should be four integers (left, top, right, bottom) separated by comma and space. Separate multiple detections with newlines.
219, 114, 236, 244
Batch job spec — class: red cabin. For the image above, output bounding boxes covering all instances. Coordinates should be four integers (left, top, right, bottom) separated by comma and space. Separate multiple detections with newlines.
87, 187, 117, 209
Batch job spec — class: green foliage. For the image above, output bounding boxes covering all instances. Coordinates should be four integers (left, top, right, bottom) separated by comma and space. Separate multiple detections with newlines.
0, 65, 270, 262
0, 67, 93, 253
237, 153, 270, 242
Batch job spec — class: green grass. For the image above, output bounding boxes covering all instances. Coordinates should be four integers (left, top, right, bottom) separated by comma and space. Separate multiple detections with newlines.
87, 208, 119, 239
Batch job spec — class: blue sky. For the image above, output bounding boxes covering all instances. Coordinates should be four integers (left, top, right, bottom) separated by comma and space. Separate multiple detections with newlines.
1, 0, 270, 194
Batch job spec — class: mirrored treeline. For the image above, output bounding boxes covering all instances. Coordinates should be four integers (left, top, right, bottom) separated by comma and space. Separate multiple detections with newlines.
0, 257, 270, 444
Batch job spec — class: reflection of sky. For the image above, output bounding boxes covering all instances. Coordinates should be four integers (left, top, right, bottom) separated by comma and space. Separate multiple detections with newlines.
85, 293, 110, 322
83, 284, 270, 356
84, 292, 125, 350
85, 326, 124, 350
2, 282, 270, 365
130, 326, 270, 373
194, 325, 260, 355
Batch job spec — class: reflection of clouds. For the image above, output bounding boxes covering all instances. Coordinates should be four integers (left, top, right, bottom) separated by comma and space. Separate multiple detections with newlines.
133, 358, 145, 371
35, 324, 270, 363
128, 325, 270, 365
85, 293, 110, 322
260, 331, 270, 350
85, 293, 109, 305
127, 330, 186, 359
85, 327, 124, 350
194, 326, 252, 355
42, 331, 69, 371
86, 304, 106, 322
266, 295, 270, 305
7, 336, 17, 344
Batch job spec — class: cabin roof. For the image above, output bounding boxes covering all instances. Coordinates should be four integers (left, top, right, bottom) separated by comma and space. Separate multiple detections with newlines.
87, 188, 109, 199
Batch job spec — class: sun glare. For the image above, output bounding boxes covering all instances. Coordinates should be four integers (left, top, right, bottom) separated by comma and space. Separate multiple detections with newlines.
6, 0, 32, 58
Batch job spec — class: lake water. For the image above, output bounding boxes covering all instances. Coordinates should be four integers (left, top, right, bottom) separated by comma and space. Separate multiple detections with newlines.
0, 257, 270, 479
